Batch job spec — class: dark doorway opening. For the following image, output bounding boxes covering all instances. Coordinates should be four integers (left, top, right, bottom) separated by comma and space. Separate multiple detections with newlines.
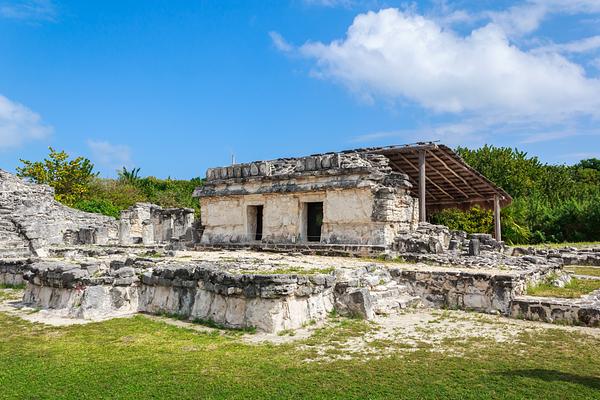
248, 205, 264, 241
255, 205, 263, 241
306, 202, 323, 242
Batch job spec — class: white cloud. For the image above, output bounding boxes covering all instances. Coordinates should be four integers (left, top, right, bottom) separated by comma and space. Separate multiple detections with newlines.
87, 140, 132, 171
592, 57, 600, 70
269, 31, 293, 52
0, 94, 52, 149
488, 0, 600, 37
534, 35, 600, 54
0, 0, 56, 21
300, 8, 600, 120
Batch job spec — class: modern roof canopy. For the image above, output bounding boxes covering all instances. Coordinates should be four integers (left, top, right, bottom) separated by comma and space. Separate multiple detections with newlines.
354, 142, 512, 212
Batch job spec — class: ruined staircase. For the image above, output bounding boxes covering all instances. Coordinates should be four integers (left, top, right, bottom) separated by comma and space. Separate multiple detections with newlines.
0, 207, 32, 259
369, 279, 421, 315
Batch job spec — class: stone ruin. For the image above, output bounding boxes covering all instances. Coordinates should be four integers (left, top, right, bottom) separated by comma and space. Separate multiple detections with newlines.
1, 142, 600, 332
0, 169, 197, 258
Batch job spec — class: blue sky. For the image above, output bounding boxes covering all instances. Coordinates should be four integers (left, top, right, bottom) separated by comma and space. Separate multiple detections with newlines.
1, 0, 600, 178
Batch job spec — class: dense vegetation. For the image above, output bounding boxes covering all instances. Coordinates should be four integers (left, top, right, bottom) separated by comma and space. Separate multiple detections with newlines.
17, 148, 202, 218
16, 145, 600, 244
431, 146, 600, 244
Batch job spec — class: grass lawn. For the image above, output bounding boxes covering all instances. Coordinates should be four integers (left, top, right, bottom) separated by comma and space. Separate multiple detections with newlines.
564, 266, 600, 277
527, 278, 600, 298
1, 309, 600, 399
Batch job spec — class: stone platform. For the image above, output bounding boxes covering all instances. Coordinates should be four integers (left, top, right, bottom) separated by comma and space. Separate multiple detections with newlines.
3, 246, 573, 332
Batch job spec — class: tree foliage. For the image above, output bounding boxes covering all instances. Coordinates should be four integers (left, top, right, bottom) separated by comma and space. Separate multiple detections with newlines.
431, 146, 600, 244
16, 147, 97, 206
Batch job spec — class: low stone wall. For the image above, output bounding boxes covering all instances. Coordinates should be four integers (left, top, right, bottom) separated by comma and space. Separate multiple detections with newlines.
138, 265, 335, 332
510, 294, 600, 327
389, 264, 563, 314
23, 285, 139, 319
194, 242, 388, 258
512, 246, 600, 266
0, 259, 30, 286
20, 259, 336, 332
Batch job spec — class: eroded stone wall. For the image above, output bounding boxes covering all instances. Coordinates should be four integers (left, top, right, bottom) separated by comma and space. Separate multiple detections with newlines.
197, 153, 417, 246
119, 203, 196, 246
0, 170, 119, 256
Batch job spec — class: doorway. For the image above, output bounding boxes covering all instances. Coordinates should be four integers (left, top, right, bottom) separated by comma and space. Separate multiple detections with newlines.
306, 202, 323, 242
247, 205, 264, 241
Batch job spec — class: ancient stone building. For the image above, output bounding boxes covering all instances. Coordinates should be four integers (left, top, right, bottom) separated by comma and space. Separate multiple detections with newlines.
194, 143, 512, 247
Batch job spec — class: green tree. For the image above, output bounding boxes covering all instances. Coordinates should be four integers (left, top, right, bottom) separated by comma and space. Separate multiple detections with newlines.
575, 158, 600, 172
16, 147, 97, 205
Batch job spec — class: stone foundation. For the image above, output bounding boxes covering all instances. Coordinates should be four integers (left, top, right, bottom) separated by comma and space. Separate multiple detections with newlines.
0, 259, 29, 286
13, 247, 578, 331
389, 265, 562, 314
510, 294, 600, 327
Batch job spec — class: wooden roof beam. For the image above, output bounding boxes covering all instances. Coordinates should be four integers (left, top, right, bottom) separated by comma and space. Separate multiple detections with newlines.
425, 150, 485, 198
395, 153, 455, 200
387, 158, 439, 201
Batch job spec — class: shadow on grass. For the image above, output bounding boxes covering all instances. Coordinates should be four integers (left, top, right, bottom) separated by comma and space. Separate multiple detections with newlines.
503, 369, 600, 390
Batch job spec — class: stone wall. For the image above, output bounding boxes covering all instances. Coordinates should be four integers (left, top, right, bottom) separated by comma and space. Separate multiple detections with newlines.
510, 294, 600, 327
0, 170, 119, 256
119, 203, 196, 246
0, 171, 197, 255
20, 259, 337, 332
0, 259, 29, 286
389, 263, 563, 314
512, 246, 600, 266
196, 152, 418, 246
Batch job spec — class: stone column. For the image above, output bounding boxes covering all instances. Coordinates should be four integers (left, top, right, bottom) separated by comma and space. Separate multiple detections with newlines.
418, 150, 426, 222
494, 195, 502, 242
119, 218, 132, 245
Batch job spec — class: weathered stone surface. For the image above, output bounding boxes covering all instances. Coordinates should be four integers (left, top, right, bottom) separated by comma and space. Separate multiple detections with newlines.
119, 203, 196, 246
468, 239, 480, 256
0, 170, 119, 256
196, 151, 417, 246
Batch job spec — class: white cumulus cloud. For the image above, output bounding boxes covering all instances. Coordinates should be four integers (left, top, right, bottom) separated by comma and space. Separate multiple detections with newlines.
534, 35, 600, 54
488, 0, 600, 37
87, 140, 133, 172
299, 8, 600, 120
0, 94, 52, 149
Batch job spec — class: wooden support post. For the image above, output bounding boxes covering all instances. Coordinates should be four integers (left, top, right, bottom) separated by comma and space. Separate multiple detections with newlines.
494, 195, 502, 242
419, 150, 426, 222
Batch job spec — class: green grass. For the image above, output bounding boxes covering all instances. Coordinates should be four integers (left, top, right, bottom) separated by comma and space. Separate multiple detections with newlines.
0, 283, 25, 290
0, 312, 600, 399
564, 266, 600, 277
527, 278, 600, 298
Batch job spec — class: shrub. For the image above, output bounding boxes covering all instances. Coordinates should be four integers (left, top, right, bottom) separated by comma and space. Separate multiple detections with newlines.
17, 147, 96, 206
73, 199, 121, 218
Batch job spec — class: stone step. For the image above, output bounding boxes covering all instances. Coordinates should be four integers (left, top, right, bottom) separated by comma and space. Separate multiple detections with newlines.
373, 295, 422, 315
0, 221, 16, 229
0, 249, 31, 258
0, 239, 29, 247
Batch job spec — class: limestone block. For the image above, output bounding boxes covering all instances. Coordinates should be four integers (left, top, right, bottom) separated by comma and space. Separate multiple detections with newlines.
225, 297, 247, 327
191, 290, 212, 319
